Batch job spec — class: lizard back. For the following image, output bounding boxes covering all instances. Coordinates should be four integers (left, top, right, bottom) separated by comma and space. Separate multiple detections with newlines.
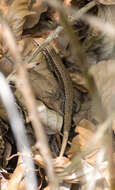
43, 45, 73, 156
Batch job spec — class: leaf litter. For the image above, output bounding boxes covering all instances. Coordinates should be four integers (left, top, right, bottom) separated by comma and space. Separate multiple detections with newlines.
0, 0, 115, 190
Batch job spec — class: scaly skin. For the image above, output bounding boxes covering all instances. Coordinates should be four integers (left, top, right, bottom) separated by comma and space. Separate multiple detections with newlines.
42, 45, 73, 156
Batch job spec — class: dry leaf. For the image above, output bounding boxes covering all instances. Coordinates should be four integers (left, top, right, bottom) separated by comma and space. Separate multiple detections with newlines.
34, 153, 70, 171
1, 175, 8, 190
37, 100, 63, 134
66, 136, 81, 158
97, 0, 115, 4
0, 56, 13, 77
1, 156, 24, 190
89, 60, 115, 132
29, 69, 63, 114
34, 155, 73, 183
75, 119, 97, 133
0, 1, 9, 16
89, 60, 115, 116
71, 72, 88, 93
18, 179, 25, 190
53, 156, 70, 169
14, 88, 63, 135
67, 119, 100, 165
18, 37, 35, 58
7, 0, 34, 40
24, 0, 48, 29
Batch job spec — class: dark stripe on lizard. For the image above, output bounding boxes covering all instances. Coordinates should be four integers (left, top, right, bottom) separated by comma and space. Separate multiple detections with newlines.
34, 41, 79, 156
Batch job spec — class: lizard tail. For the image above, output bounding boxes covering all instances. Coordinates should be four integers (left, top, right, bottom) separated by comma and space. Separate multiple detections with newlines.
59, 100, 80, 157
59, 131, 68, 157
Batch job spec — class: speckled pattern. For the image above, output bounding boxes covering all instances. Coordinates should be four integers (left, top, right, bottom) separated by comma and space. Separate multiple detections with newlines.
42, 45, 74, 156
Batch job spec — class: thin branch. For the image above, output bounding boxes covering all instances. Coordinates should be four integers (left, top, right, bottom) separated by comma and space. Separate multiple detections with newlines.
0, 72, 37, 190
0, 16, 58, 190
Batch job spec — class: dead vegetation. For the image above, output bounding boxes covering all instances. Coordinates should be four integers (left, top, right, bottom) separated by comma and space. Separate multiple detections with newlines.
0, 0, 115, 190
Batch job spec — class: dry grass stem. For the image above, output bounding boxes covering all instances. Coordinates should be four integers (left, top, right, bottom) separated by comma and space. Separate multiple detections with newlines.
0, 16, 58, 190
0, 72, 37, 190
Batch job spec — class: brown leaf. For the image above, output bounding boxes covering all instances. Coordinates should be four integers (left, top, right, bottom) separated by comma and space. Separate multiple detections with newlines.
18, 179, 25, 190
18, 37, 35, 58
71, 72, 88, 93
1, 156, 24, 190
7, 0, 34, 40
1, 176, 8, 190
66, 135, 81, 158
0, 56, 13, 76
76, 119, 98, 148
89, 60, 115, 116
67, 119, 99, 165
37, 100, 63, 135
89, 60, 115, 132
67, 119, 96, 158
0, 1, 9, 16
97, 0, 115, 4
14, 87, 63, 135
34, 153, 70, 171
24, 0, 48, 29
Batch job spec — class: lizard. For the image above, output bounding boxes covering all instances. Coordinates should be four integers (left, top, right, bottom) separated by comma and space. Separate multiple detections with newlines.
43, 45, 73, 157
7, 38, 80, 156
33, 40, 79, 156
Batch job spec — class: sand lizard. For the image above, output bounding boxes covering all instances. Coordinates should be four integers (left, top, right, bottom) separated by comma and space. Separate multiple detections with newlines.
34, 42, 74, 156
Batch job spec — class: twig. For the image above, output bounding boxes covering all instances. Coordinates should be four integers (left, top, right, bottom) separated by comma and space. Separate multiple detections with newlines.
28, 1, 96, 63
0, 72, 37, 190
0, 16, 58, 190
43, 0, 96, 21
